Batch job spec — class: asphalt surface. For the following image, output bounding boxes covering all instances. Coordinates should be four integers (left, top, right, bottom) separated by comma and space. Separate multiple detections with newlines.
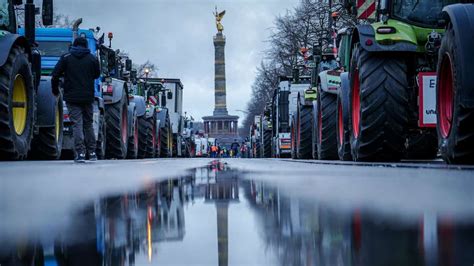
1, 158, 474, 265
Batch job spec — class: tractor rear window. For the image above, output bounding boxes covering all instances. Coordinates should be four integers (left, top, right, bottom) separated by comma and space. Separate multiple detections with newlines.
37, 41, 71, 57
393, 0, 447, 27
0, 0, 10, 29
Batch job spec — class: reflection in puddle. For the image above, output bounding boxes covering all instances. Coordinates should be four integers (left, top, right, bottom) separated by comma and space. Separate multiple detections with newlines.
1, 161, 474, 266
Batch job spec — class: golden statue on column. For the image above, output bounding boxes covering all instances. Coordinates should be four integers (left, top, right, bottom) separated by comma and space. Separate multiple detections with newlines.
214, 7, 226, 33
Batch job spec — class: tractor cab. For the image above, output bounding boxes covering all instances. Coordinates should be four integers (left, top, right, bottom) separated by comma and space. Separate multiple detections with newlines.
391, 0, 472, 28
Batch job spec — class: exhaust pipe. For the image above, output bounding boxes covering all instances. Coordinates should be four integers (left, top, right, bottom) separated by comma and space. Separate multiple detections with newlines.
72, 18, 83, 41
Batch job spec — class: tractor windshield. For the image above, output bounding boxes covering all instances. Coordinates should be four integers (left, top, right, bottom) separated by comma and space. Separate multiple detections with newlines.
0, 0, 11, 30
393, 0, 457, 27
37, 41, 71, 57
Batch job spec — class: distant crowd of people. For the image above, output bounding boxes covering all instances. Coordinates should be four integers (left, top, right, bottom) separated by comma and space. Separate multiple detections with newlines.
208, 140, 249, 158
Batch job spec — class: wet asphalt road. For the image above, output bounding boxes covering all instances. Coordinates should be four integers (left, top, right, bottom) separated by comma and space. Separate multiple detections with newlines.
1, 158, 474, 266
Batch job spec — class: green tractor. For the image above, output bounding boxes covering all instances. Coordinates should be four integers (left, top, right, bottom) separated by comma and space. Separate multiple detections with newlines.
342, 0, 474, 163
0, 0, 58, 160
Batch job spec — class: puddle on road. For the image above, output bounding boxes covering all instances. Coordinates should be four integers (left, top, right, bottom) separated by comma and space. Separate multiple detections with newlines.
1, 161, 474, 266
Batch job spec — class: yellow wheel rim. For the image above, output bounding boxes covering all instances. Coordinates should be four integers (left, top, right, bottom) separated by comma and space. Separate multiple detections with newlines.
12, 74, 28, 135
55, 104, 60, 142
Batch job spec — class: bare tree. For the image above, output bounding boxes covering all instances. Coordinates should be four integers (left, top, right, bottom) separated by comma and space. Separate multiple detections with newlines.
241, 0, 357, 134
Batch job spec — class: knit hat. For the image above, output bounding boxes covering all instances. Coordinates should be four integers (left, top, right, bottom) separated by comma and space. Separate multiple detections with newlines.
73, 37, 88, 48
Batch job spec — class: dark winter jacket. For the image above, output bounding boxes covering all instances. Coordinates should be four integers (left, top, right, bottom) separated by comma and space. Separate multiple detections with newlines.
51, 46, 100, 104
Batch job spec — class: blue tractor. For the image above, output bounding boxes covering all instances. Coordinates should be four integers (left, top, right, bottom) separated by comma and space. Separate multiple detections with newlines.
33, 20, 147, 159
32, 25, 108, 158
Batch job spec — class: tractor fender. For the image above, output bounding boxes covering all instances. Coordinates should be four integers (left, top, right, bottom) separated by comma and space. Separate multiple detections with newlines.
339, 72, 350, 97
0, 34, 31, 67
442, 4, 474, 106
318, 70, 341, 95
36, 76, 58, 127
103, 79, 126, 105
130, 96, 146, 117
127, 102, 137, 137
156, 108, 169, 128
352, 24, 417, 53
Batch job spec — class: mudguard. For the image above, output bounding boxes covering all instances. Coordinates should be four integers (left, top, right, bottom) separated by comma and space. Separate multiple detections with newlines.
318, 70, 341, 94
442, 4, 474, 107
103, 78, 126, 105
36, 76, 59, 127
340, 72, 350, 94
130, 96, 146, 117
353, 24, 418, 53
0, 34, 31, 67
127, 102, 137, 137
156, 108, 169, 128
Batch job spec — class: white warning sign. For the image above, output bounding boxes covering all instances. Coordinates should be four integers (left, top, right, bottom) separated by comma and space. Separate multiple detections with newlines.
418, 73, 437, 128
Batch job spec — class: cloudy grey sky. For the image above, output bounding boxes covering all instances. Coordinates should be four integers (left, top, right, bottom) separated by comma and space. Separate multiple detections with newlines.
53, 0, 299, 123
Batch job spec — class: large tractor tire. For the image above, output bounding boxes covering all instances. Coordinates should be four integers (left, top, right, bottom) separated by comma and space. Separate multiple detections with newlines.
437, 18, 474, 164
405, 130, 438, 160
311, 101, 318, 159
336, 79, 352, 161
137, 115, 147, 159
30, 95, 64, 160
290, 119, 297, 159
316, 88, 338, 160
160, 115, 172, 157
96, 114, 106, 160
105, 93, 128, 159
296, 105, 313, 159
146, 116, 157, 158
0, 46, 35, 160
255, 141, 262, 158
155, 126, 161, 158
127, 112, 139, 159
350, 46, 408, 162
263, 129, 272, 158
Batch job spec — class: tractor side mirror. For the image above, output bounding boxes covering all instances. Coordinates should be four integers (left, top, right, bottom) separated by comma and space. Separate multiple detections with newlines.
125, 59, 132, 71
167, 91, 173, 100
42, 0, 53, 26
107, 50, 116, 69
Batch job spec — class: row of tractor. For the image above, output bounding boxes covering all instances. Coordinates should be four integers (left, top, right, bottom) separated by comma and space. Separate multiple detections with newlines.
249, 0, 474, 164
0, 0, 196, 160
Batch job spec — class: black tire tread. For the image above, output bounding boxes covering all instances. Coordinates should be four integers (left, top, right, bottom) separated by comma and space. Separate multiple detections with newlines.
105, 97, 127, 159
0, 46, 34, 160
437, 22, 474, 164
351, 47, 408, 162
318, 90, 338, 160
297, 105, 313, 159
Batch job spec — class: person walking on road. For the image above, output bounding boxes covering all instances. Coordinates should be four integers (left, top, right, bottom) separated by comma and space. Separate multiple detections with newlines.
52, 37, 100, 163
230, 140, 240, 158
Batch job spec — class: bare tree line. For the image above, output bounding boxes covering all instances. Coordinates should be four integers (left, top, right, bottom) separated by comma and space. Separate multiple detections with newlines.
241, 0, 356, 136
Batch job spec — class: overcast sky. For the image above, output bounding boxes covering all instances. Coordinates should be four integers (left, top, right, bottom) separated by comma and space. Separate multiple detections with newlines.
53, 0, 299, 123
